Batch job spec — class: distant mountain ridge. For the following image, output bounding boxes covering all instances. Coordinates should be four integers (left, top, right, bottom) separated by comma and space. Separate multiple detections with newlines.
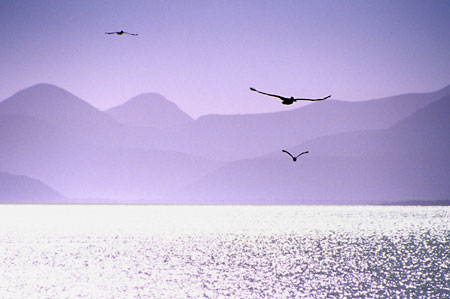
393, 93, 450, 131
0, 112, 221, 200
0, 172, 66, 203
0, 83, 118, 129
155, 85, 450, 160
172, 94, 450, 204
0, 82, 449, 203
105, 93, 193, 129
0, 84, 220, 201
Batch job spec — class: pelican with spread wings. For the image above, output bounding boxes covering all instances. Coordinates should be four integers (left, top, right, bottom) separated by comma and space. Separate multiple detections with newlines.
250, 87, 330, 105
105, 30, 138, 36
282, 150, 309, 162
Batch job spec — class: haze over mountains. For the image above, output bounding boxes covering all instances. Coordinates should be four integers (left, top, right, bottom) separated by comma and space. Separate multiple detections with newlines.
0, 84, 219, 201
0, 172, 65, 203
155, 85, 450, 161
0, 83, 449, 204
175, 95, 450, 204
0, 84, 118, 133
105, 93, 193, 129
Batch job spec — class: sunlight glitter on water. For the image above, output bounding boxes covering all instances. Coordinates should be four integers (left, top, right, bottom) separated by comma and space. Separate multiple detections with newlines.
0, 205, 449, 298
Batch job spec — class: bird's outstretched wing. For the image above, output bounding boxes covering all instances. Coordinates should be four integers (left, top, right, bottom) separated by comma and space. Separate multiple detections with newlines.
105, 32, 118, 34
250, 87, 284, 100
282, 150, 295, 159
293, 95, 331, 102
296, 151, 309, 158
123, 32, 138, 36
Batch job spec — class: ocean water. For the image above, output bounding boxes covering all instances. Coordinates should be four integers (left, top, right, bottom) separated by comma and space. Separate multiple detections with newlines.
0, 205, 449, 298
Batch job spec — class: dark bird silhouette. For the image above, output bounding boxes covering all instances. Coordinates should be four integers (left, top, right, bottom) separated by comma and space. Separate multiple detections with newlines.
282, 150, 309, 162
105, 30, 138, 36
250, 87, 331, 105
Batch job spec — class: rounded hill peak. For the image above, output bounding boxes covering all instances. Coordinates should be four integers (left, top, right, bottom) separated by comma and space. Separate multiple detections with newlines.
0, 83, 116, 128
24, 82, 65, 91
4, 83, 79, 104
105, 93, 193, 129
1, 83, 96, 109
127, 93, 178, 107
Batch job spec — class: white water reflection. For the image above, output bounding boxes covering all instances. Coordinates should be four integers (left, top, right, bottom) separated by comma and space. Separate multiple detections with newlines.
0, 205, 449, 298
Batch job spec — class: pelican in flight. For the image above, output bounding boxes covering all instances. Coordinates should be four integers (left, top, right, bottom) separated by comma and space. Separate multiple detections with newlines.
282, 150, 309, 162
250, 87, 331, 105
105, 30, 138, 36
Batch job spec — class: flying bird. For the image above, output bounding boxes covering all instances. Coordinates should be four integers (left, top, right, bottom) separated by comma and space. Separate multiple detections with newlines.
282, 150, 309, 162
105, 30, 138, 36
250, 87, 331, 105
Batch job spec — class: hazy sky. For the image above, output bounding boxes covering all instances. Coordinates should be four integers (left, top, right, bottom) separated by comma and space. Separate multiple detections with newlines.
1, 0, 449, 117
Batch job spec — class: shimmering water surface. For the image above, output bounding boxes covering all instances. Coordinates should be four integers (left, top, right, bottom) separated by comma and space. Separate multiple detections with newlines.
0, 205, 449, 298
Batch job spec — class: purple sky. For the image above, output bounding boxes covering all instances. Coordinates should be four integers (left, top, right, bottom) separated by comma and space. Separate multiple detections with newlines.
1, 0, 449, 117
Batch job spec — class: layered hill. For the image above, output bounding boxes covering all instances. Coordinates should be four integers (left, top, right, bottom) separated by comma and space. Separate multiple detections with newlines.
171, 95, 450, 204
0, 83, 117, 130
0, 113, 220, 201
0, 83, 132, 149
156, 85, 450, 160
105, 93, 193, 129
0, 172, 65, 203
0, 85, 220, 201
1, 82, 449, 203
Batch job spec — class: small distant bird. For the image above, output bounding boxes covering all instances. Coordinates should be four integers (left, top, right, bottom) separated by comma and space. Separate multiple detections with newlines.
282, 150, 309, 162
105, 30, 138, 36
250, 87, 331, 105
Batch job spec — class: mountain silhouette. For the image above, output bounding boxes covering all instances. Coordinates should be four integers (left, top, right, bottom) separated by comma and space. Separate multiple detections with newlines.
1, 82, 449, 203
0, 85, 220, 201
0, 113, 220, 201
157, 85, 450, 161
0, 83, 118, 129
105, 93, 193, 129
0, 172, 66, 203
294, 94, 450, 158
393, 94, 450, 131
171, 94, 450, 204
0, 83, 169, 150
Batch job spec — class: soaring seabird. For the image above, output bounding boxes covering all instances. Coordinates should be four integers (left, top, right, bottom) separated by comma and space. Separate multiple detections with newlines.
105, 30, 138, 36
282, 150, 309, 162
250, 87, 330, 105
